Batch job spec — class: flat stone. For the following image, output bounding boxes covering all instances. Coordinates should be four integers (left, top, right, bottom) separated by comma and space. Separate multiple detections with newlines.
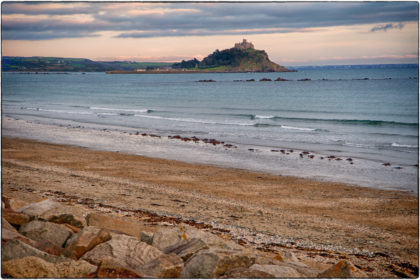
86, 213, 149, 237
3, 197, 29, 211
19, 220, 73, 248
82, 233, 163, 270
17, 199, 61, 217
2, 209, 31, 226
2, 218, 34, 246
250, 264, 302, 278
181, 248, 255, 278
33, 239, 63, 256
152, 227, 182, 250
64, 226, 111, 260
139, 253, 184, 278
2, 239, 68, 263
317, 260, 367, 278
97, 258, 144, 278
164, 237, 209, 261
2, 256, 97, 278
221, 267, 275, 278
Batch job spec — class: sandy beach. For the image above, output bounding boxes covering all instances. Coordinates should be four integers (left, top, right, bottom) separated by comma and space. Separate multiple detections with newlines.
2, 136, 418, 277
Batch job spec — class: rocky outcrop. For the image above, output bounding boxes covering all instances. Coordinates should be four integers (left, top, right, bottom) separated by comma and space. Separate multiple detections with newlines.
1, 196, 356, 278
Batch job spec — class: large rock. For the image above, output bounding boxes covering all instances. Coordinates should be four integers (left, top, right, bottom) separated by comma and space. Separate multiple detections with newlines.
17, 199, 61, 217
19, 220, 73, 248
250, 264, 302, 278
140, 231, 154, 245
2, 239, 68, 263
82, 233, 163, 270
181, 249, 255, 278
2, 209, 31, 226
179, 225, 243, 251
152, 227, 182, 250
164, 238, 209, 261
97, 258, 144, 278
2, 256, 97, 278
139, 253, 184, 278
63, 226, 111, 259
2, 218, 34, 246
86, 213, 150, 237
317, 260, 367, 278
48, 213, 84, 229
221, 267, 275, 278
3, 196, 29, 211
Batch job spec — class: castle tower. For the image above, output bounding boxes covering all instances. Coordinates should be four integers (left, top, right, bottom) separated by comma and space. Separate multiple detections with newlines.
234, 39, 254, 50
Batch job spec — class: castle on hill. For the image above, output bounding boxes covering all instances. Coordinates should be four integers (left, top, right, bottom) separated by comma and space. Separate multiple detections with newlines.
234, 39, 254, 50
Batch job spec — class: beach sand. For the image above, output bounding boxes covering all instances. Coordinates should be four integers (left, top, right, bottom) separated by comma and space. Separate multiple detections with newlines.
2, 137, 418, 277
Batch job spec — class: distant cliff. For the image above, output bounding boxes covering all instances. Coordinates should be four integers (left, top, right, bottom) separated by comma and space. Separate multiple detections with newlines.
172, 39, 292, 72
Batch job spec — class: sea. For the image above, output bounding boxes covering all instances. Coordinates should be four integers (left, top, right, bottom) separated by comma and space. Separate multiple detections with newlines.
2, 67, 419, 192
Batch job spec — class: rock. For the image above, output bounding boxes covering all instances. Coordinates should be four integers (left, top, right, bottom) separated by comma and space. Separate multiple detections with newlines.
181, 249, 255, 278
180, 225, 243, 251
48, 213, 84, 229
221, 267, 274, 278
32, 240, 63, 256
317, 260, 367, 278
2, 256, 97, 278
246, 79, 255, 82
2, 239, 68, 263
19, 220, 73, 248
63, 223, 82, 233
139, 253, 184, 278
17, 199, 61, 217
86, 213, 149, 237
97, 258, 144, 278
250, 264, 302, 277
2, 218, 35, 246
275, 77, 288, 81
152, 227, 182, 250
63, 226, 112, 260
140, 231, 154, 245
2, 209, 31, 227
3, 197, 29, 211
298, 78, 311, 81
259, 78, 272, 82
82, 233, 163, 270
164, 238, 209, 261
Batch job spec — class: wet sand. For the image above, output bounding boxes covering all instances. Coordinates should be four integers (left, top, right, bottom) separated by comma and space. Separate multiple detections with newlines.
2, 137, 418, 277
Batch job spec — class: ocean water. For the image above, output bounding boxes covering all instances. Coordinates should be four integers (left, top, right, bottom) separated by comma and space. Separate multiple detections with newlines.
2, 68, 419, 191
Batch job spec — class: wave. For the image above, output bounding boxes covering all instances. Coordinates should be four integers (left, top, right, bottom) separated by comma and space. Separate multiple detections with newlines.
21, 107, 93, 115
90, 107, 153, 113
391, 142, 418, 148
133, 114, 253, 126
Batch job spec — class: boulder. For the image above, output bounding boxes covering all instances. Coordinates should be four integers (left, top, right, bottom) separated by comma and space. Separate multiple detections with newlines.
139, 253, 184, 278
221, 267, 275, 278
86, 213, 149, 237
82, 233, 163, 270
63, 226, 111, 259
180, 225, 243, 251
19, 220, 73, 248
2, 218, 34, 246
152, 227, 182, 250
2, 256, 97, 278
97, 258, 144, 278
48, 213, 84, 229
33, 240, 63, 256
164, 237, 209, 261
317, 260, 367, 278
2, 209, 31, 226
250, 264, 302, 278
17, 199, 61, 217
181, 249, 255, 278
3, 197, 29, 211
2, 239, 68, 263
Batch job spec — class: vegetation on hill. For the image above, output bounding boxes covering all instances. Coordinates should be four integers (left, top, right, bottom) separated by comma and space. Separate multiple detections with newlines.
172, 39, 291, 72
2, 57, 172, 72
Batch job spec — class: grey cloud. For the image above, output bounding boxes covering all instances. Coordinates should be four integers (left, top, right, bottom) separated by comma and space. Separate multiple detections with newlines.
2, 30, 99, 40
371, 23, 405, 32
2, 2, 418, 40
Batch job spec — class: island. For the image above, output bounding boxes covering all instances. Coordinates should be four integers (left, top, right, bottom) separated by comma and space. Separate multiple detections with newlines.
107, 39, 294, 74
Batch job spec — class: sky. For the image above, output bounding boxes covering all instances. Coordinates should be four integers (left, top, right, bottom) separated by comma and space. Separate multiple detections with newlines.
1, 1, 419, 66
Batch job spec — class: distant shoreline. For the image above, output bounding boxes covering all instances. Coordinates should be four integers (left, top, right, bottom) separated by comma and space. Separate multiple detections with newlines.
105, 70, 297, 74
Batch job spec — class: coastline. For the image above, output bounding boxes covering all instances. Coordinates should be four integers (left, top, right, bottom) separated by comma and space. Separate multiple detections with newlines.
2, 116, 418, 194
2, 136, 418, 277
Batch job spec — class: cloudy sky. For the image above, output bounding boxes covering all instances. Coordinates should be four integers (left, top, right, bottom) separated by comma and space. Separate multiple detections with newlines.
2, 1, 418, 65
